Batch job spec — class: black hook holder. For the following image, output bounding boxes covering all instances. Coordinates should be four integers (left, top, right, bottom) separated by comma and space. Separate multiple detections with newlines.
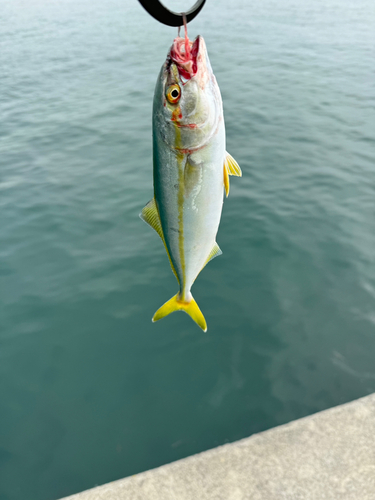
138, 0, 206, 27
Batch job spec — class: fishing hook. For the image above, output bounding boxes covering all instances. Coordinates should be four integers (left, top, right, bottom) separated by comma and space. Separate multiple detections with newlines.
138, 0, 206, 27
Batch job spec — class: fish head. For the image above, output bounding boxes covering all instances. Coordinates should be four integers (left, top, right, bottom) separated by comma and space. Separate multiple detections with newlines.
154, 35, 222, 151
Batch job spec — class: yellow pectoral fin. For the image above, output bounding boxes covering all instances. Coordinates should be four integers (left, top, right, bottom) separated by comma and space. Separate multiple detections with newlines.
225, 151, 242, 177
223, 163, 230, 197
140, 198, 179, 283
152, 294, 207, 332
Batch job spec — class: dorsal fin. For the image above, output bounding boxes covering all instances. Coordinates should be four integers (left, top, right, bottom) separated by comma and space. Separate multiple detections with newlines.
140, 198, 163, 239
140, 198, 179, 283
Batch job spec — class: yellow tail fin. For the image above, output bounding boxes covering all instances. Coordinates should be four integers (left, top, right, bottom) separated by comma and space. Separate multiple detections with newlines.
152, 294, 207, 332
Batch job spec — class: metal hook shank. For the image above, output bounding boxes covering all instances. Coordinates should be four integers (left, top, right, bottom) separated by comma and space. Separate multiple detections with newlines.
138, 0, 206, 27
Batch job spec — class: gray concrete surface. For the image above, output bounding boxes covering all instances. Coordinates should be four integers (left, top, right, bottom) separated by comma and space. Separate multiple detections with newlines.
61, 394, 375, 500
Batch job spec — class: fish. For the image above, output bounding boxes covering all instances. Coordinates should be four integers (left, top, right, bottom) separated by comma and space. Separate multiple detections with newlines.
140, 33, 241, 331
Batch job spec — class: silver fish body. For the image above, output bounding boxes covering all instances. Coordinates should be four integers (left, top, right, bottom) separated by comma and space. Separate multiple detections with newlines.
141, 35, 241, 331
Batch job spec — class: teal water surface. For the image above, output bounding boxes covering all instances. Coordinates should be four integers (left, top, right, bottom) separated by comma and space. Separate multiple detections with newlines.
1, 0, 375, 499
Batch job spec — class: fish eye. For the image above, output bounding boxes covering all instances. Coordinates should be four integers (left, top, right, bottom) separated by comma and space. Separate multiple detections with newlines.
166, 84, 181, 104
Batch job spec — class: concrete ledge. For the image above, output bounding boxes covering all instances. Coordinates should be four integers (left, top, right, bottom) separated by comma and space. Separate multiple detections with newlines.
61, 394, 375, 500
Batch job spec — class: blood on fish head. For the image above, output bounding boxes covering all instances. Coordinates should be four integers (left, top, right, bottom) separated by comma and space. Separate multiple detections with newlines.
155, 35, 221, 151
169, 35, 210, 88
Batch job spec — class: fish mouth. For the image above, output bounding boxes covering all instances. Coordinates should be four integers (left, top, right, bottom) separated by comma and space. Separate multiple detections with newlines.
169, 35, 202, 81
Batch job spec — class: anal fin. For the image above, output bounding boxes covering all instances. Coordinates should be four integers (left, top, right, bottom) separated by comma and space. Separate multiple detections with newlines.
204, 241, 222, 267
